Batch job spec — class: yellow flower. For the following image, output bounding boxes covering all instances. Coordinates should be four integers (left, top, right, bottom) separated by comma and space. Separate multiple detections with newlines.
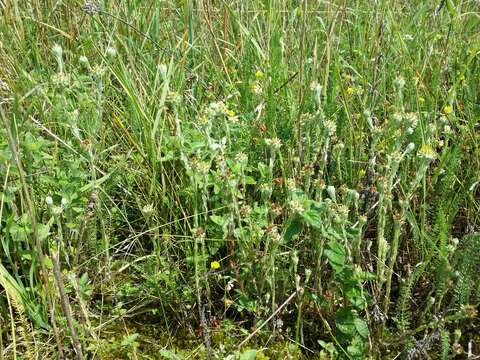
418, 96, 425, 104
346, 86, 355, 95
255, 70, 264, 79
226, 109, 236, 117
443, 105, 453, 115
210, 261, 220, 270
419, 144, 436, 160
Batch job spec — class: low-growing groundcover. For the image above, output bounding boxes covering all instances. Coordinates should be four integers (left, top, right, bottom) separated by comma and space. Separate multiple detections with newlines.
0, 0, 479, 358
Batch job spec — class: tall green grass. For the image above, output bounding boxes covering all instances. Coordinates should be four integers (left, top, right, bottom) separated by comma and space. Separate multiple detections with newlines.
0, 0, 479, 358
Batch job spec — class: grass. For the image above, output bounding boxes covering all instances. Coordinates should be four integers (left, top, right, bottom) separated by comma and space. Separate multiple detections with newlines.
0, 0, 480, 358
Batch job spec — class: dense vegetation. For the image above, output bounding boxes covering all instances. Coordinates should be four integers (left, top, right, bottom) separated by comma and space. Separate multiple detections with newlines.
0, 0, 479, 358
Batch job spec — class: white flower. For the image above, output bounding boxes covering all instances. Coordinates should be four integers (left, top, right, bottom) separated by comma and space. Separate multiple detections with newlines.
106, 47, 117, 58
206, 101, 227, 118
235, 152, 248, 164
265, 137, 282, 149
79, 56, 89, 66
52, 44, 63, 59
286, 178, 296, 190
0, 79, 10, 94
394, 76, 406, 90
405, 112, 418, 128
250, 81, 263, 95
392, 112, 403, 123
158, 64, 167, 80
327, 185, 336, 201
197, 161, 210, 174
405, 142, 415, 153
289, 200, 305, 214
324, 120, 337, 136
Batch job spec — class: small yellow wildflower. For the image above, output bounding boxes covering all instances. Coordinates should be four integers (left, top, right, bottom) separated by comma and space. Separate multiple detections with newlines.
210, 261, 220, 270
419, 144, 437, 160
346, 86, 355, 95
443, 105, 453, 115
226, 109, 236, 118
418, 96, 425, 104
199, 114, 209, 125
255, 70, 265, 79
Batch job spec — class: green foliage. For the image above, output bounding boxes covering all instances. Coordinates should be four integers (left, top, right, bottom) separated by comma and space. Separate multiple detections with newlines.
0, 0, 479, 358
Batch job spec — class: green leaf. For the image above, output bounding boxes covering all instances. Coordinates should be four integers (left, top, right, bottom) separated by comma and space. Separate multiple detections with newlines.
159, 349, 181, 360
335, 308, 356, 336
121, 333, 139, 347
210, 215, 227, 227
324, 240, 346, 269
38, 217, 54, 240
283, 217, 302, 243
302, 209, 322, 228
78, 173, 111, 193
354, 317, 370, 338
239, 349, 257, 360
446, 0, 458, 18
44, 256, 53, 270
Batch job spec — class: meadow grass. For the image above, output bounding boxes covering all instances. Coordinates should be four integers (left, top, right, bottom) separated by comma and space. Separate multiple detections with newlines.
0, 0, 479, 358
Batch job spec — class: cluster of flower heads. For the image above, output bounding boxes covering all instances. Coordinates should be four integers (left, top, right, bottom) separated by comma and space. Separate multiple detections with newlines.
264, 137, 282, 150
202, 101, 238, 123
0, 78, 11, 96
83, 0, 101, 13
189, 158, 210, 175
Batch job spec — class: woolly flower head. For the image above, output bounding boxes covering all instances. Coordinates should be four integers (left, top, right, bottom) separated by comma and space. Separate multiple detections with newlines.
289, 200, 305, 214
405, 142, 415, 153
324, 119, 337, 136
393, 76, 406, 90
79, 56, 89, 66
52, 44, 63, 59
250, 81, 263, 95
285, 178, 296, 190
235, 152, 248, 164
83, 0, 101, 13
106, 46, 117, 58
167, 91, 181, 105
405, 112, 419, 128
392, 112, 403, 124
443, 125, 453, 135
265, 137, 282, 150
158, 63, 168, 80
206, 101, 228, 118
0, 79, 10, 94
310, 81, 322, 94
